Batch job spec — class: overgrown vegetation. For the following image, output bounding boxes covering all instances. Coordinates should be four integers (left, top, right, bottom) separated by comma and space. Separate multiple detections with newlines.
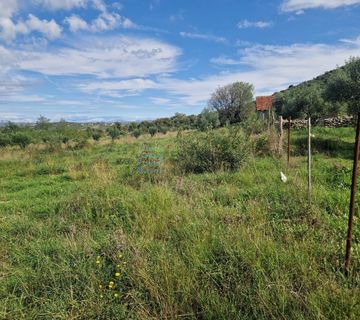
0, 124, 359, 319
173, 127, 251, 173
1, 60, 360, 319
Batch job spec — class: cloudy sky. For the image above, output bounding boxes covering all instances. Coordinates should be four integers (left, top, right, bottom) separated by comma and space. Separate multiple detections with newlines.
1, 0, 360, 122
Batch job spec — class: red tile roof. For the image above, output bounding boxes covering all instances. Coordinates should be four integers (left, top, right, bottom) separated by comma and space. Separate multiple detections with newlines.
256, 96, 273, 111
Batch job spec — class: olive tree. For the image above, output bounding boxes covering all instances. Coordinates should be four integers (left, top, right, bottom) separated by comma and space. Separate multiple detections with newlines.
196, 108, 220, 131
149, 126, 158, 137
208, 82, 254, 125
325, 57, 360, 116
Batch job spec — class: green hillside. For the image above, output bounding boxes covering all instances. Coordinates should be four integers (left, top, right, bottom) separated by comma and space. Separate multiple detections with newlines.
274, 58, 360, 119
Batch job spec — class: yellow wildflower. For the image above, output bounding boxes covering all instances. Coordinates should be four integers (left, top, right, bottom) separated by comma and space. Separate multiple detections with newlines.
115, 272, 120, 277
114, 293, 119, 298
99, 284, 103, 289
96, 260, 100, 264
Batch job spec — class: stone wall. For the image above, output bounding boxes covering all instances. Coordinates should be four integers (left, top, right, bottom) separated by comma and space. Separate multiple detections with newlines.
281, 116, 354, 129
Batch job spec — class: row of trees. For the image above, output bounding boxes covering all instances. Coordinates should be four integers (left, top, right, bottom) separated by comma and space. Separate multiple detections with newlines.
0, 80, 257, 148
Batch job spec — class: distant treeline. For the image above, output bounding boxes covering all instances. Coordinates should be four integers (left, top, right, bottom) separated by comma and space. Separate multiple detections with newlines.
0, 110, 223, 148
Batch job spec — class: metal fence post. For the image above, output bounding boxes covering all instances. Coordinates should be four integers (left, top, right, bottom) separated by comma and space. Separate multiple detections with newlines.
279, 116, 283, 155
308, 117, 312, 206
345, 112, 360, 275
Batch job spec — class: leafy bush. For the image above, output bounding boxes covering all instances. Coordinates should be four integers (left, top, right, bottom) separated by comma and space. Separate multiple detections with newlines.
107, 127, 122, 141
92, 131, 102, 141
173, 127, 251, 174
196, 108, 220, 131
149, 126, 158, 137
0, 133, 11, 147
157, 126, 168, 135
132, 129, 141, 139
11, 133, 32, 149
2, 122, 19, 133
252, 132, 280, 156
61, 136, 70, 144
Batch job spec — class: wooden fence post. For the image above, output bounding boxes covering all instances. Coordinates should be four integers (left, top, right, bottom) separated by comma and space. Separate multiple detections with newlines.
287, 117, 291, 165
345, 112, 360, 275
279, 116, 283, 155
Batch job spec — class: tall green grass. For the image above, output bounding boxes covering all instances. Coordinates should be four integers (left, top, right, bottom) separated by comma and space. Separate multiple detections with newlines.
0, 128, 359, 319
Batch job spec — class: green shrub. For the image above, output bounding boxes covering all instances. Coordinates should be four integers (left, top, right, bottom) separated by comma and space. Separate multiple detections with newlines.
173, 127, 251, 174
149, 126, 158, 137
11, 133, 32, 149
0, 133, 11, 147
92, 131, 102, 141
106, 127, 122, 141
159, 126, 168, 135
241, 116, 268, 135
62, 136, 70, 144
252, 128, 280, 156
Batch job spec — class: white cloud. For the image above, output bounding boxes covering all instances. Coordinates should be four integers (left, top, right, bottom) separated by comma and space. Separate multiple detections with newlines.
92, 0, 106, 12
0, 94, 48, 103
0, 13, 62, 42
16, 36, 181, 78
157, 37, 360, 105
79, 78, 157, 97
0, 0, 18, 19
90, 12, 136, 31
33, 0, 88, 11
210, 56, 242, 65
64, 15, 88, 32
179, 32, 227, 44
150, 97, 171, 105
64, 4, 137, 33
237, 20, 272, 29
281, 0, 360, 12
0, 46, 33, 96
26, 14, 62, 39
0, 0, 63, 42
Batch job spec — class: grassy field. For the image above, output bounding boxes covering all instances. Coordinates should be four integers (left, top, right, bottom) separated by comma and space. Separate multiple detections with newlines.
0, 127, 359, 319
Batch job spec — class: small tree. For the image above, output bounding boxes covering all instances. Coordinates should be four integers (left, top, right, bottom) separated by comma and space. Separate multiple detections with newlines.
132, 129, 141, 139
92, 131, 102, 141
106, 127, 122, 141
196, 108, 220, 131
3, 122, 19, 133
35, 116, 51, 130
0, 134, 11, 147
149, 126, 158, 137
208, 82, 254, 125
159, 126, 168, 135
325, 57, 360, 116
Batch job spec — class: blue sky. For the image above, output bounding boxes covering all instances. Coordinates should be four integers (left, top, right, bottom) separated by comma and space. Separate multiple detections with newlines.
1, 0, 360, 122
